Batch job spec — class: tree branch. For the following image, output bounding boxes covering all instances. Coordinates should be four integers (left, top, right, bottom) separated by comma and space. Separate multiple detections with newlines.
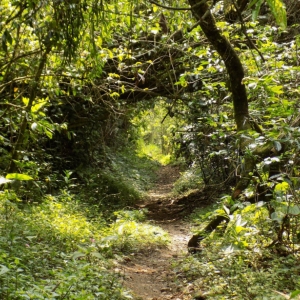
232, 0, 265, 63
148, 0, 209, 11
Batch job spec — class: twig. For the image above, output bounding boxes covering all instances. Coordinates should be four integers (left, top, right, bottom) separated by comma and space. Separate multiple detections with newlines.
232, 0, 265, 63
149, 0, 209, 11
148, 0, 191, 11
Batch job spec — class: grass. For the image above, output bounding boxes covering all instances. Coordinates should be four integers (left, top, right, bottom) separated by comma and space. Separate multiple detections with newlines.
172, 164, 204, 195
75, 148, 161, 218
0, 189, 169, 299
136, 141, 172, 165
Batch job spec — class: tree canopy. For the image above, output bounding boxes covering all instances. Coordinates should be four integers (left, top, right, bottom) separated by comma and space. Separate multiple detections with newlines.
1, 0, 300, 298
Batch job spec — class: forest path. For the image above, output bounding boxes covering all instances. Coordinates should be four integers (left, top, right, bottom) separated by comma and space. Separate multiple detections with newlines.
120, 165, 197, 300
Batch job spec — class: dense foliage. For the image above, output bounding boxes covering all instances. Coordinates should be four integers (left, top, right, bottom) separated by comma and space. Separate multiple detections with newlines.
1, 0, 300, 298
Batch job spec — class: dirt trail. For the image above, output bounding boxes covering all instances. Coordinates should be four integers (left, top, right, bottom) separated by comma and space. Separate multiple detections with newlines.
120, 166, 193, 300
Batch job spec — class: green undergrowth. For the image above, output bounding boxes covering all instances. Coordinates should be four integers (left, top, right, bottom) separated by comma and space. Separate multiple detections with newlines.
0, 190, 169, 299
109, 150, 161, 194
174, 200, 300, 299
136, 139, 172, 165
187, 203, 219, 225
131, 99, 181, 166
172, 164, 204, 195
76, 148, 160, 216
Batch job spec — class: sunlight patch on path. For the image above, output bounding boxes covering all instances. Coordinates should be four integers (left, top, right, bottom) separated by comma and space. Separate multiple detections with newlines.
120, 165, 192, 300
120, 221, 190, 300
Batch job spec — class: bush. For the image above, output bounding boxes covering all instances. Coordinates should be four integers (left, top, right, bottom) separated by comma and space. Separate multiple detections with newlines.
172, 164, 204, 194
101, 209, 170, 252
174, 200, 300, 299
0, 190, 169, 299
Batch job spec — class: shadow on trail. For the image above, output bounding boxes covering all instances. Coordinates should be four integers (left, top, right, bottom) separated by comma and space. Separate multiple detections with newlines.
137, 165, 217, 223
121, 165, 223, 300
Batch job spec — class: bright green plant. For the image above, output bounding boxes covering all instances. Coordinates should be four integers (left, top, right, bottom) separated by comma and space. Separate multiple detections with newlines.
172, 164, 204, 194
131, 100, 183, 165
101, 209, 170, 252
175, 200, 300, 299
0, 189, 170, 299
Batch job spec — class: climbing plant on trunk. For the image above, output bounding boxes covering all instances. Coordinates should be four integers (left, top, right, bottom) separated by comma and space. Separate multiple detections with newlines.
183, 0, 289, 249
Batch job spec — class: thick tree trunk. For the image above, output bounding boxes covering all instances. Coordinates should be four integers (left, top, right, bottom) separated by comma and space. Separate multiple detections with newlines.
186, 1, 255, 249
188, 0, 255, 201
188, 0, 250, 131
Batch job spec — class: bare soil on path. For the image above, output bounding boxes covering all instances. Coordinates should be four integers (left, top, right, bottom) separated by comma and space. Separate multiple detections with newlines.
119, 165, 210, 300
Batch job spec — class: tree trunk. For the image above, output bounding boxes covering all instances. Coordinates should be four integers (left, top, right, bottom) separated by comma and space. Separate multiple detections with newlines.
188, 0, 254, 200
188, 0, 250, 132
224, 0, 250, 23
186, 1, 256, 249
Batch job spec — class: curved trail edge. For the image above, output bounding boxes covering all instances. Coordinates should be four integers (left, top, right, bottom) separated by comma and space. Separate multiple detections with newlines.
119, 165, 210, 300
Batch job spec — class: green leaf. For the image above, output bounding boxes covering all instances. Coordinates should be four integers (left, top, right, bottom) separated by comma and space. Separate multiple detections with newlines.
22, 97, 29, 106
290, 290, 300, 298
256, 201, 265, 208
91, 252, 103, 259
223, 205, 230, 216
222, 244, 238, 254
72, 252, 86, 260
251, 0, 264, 21
266, 0, 287, 29
31, 98, 48, 113
44, 129, 53, 139
268, 85, 284, 94
0, 265, 9, 275
296, 35, 300, 47
271, 211, 285, 223
288, 206, 300, 216
1, 30, 13, 52
5, 30, 13, 45
273, 141, 282, 152
6, 173, 34, 181
1, 36, 7, 52
248, 0, 260, 8
235, 225, 245, 234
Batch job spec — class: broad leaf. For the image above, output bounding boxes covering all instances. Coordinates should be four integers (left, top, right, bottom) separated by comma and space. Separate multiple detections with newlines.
256, 201, 265, 208
223, 205, 230, 215
91, 252, 103, 259
273, 141, 282, 152
251, 0, 264, 21
6, 173, 34, 181
31, 99, 48, 113
0, 265, 9, 275
288, 206, 300, 216
72, 252, 86, 260
271, 211, 285, 222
